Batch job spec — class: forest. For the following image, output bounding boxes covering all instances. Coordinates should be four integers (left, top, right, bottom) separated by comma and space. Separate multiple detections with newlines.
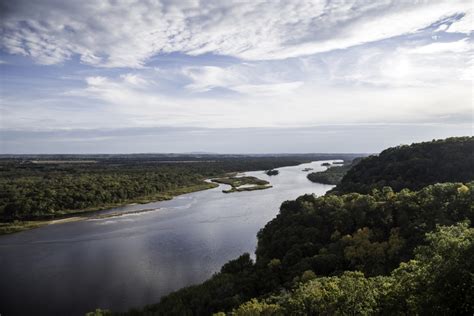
306, 158, 360, 185
92, 137, 473, 315
331, 136, 474, 194
229, 222, 473, 315
0, 154, 358, 222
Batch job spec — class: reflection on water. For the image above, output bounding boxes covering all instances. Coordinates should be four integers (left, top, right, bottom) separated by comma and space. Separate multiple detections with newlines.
0, 161, 334, 315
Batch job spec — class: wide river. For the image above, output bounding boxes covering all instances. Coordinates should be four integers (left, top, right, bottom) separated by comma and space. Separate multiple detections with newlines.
0, 161, 335, 315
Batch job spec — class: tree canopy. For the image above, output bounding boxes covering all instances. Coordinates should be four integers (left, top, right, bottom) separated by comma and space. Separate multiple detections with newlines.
332, 137, 474, 194
232, 223, 473, 315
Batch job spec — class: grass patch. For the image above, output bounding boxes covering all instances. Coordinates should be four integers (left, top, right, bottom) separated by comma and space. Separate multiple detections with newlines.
212, 176, 272, 193
0, 220, 48, 235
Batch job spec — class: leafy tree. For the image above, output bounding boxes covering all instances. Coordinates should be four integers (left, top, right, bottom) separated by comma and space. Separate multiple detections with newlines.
386, 222, 474, 314
232, 299, 283, 316
285, 271, 385, 315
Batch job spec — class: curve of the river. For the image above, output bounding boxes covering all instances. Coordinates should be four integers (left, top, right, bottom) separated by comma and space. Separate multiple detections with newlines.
0, 161, 335, 315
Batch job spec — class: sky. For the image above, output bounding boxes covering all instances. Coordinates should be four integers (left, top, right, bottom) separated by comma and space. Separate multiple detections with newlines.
0, 0, 472, 154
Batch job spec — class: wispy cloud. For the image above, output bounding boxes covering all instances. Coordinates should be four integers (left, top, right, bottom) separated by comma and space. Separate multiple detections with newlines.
182, 65, 303, 95
1, 1, 472, 67
323, 38, 473, 87
446, 11, 472, 34
3, 66, 470, 132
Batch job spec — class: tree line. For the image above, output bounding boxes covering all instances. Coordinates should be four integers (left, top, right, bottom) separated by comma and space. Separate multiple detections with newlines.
307, 158, 361, 185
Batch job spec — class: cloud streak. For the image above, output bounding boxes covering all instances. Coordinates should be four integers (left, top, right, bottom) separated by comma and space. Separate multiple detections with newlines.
1, 0, 472, 67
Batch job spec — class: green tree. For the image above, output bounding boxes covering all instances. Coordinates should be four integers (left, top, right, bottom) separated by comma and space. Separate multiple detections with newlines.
387, 222, 474, 314
232, 299, 283, 316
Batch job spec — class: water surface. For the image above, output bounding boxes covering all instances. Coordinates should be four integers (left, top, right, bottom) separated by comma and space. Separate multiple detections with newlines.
0, 161, 334, 315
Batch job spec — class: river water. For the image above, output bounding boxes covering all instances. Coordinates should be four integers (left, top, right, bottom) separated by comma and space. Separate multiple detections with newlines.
0, 161, 335, 315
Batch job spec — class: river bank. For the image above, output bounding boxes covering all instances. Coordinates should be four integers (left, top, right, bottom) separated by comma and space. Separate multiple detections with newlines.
0, 181, 218, 235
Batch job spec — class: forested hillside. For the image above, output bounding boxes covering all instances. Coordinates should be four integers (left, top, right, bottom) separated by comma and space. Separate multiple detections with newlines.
332, 137, 474, 194
231, 223, 473, 315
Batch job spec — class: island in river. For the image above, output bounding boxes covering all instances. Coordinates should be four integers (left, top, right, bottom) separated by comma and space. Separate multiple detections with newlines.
212, 176, 272, 193
265, 169, 279, 176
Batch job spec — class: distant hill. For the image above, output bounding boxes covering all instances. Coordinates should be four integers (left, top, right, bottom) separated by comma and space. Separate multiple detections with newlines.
331, 137, 474, 194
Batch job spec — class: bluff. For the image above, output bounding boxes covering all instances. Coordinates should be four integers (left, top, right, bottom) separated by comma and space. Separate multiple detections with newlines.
331, 137, 474, 194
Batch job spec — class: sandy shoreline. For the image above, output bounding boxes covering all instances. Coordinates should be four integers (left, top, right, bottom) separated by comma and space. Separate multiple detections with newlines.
47, 217, 85, 225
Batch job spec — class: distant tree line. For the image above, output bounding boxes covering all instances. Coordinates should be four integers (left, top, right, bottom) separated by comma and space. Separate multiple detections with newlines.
1, 155, 351, 220
307, 158, 361, 185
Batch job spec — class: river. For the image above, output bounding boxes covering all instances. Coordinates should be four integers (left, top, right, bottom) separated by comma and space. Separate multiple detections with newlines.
0, 161, 335, 315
